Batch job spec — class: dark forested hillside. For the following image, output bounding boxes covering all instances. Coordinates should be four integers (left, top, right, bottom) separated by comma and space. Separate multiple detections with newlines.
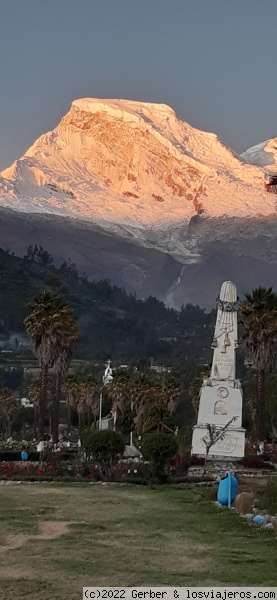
0, 246, 217, 365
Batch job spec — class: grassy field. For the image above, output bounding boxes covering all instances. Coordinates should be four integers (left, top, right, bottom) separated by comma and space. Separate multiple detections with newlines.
0, 483, 276, 599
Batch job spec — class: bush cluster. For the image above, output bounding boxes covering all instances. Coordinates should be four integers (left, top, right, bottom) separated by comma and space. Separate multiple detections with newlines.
0, 433, 209, 484
0, 450, 77, 462
0, 460, 101, 481
0, 451, 40, 461
169, 454, 205, 475
237, 455, 275, 470
142, 432, 179, 483
258, 478, 277, 514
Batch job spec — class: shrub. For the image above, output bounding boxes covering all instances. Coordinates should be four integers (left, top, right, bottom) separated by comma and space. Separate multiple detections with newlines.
169, 455, 189, 476
142, 407, 175, 433
142, 432, 178, 484
261, 453, 271, 462
189, 456, 205, 467
81, 429, 125, 480
169, 455, 205, 476
237, 455, 274, 470
112, 461, 152, 484
41, 450, 78, 463
0, 451, 40, 461
258, 477, 277, 514
0, 459, 100, 481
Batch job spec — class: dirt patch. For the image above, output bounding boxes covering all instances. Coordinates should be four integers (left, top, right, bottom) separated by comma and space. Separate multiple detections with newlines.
0, 566, 34, 580
27, 487, 67, 495
0, 521, 70, 554
37, 521, 69, 540
0, 533, 29, 553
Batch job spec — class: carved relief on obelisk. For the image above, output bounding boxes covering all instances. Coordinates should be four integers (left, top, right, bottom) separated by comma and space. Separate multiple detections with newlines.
210, 281, 240, 382
191, 281, 245, 459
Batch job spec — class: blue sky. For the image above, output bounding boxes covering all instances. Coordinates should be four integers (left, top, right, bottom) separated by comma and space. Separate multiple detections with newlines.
1, 0, 277, 170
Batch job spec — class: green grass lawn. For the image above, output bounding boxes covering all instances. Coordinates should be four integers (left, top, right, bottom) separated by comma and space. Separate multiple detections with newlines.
0, 484, 276, 599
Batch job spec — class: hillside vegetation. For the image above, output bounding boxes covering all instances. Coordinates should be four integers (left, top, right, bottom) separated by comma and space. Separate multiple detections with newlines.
0, 245, 217, 365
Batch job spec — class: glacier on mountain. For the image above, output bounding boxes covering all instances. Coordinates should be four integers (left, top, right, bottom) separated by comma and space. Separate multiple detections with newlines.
0, 98, 276, 300
0, 98, 276, 236
241, 137, 277, 170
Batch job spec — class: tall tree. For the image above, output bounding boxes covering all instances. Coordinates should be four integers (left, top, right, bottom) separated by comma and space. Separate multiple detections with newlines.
52, 310, 79, 444
0, 388, 17, 440
82, 376, 99, 429
133, 375, 180, 435
27, 381, 40, 439
106, 371, 135, 429
24, 290, 73, 441
240, 286, 277, 443
75, 381, 87, 435
62, 374, 79, 433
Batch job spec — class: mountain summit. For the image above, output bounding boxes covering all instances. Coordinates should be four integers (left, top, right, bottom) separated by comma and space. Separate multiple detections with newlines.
241, 136, 277, 171
1, 98, 275, 226
0, 98, 277, 307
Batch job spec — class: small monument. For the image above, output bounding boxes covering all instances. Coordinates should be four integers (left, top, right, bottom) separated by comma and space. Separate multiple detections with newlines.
191, 281, 245, 459
99, 359, 113, 431
103, 359, 113, 385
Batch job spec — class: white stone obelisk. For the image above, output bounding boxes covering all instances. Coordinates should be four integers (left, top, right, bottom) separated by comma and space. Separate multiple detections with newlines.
191, 281, 245, 459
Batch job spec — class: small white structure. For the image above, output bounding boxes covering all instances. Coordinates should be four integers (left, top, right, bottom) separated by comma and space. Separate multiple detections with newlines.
124, 445, 141, 459
191, 281, 245, 459
20, 397, 33, 408
103, 359, 113, 385
99, 359, 114, 430
99, 416, 112, 430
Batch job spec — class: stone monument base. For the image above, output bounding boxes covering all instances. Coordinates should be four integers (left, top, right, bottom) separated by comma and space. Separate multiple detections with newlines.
191, 424, 245, 459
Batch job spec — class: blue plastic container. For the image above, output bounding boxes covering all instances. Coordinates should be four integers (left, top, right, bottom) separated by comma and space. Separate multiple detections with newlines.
21, 450, 29, 462
217, 472, 238, 506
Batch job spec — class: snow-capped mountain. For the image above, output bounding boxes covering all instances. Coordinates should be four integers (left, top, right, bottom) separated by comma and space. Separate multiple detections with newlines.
241, 137, 277, 171
1, 98, 276, 226
0, 98, 277, 308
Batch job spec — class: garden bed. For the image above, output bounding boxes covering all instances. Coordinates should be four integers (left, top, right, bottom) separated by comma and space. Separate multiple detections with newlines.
0, 459, 214, 485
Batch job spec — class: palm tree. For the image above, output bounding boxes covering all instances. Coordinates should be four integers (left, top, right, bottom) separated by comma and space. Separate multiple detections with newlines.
246, 396, 257, 442
161, 379, 181, 416
75, 381, 87, 435
106, 371, 135, 429
0, 388, 17, 440
52, 311, 80, 444
133, 376, 180, 435
28, 380, 40, 439
135, 378, 164, 435
107, 372, 181, 438
82, 376, 99, 429
240, 286, 277, 444
28, 379, 52, 440
24, 290, 72, 441
62, 374, 79, 433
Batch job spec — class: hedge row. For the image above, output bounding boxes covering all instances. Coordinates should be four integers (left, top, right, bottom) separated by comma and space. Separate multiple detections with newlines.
237, 455, 275, 469
0, 451, 77, 462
